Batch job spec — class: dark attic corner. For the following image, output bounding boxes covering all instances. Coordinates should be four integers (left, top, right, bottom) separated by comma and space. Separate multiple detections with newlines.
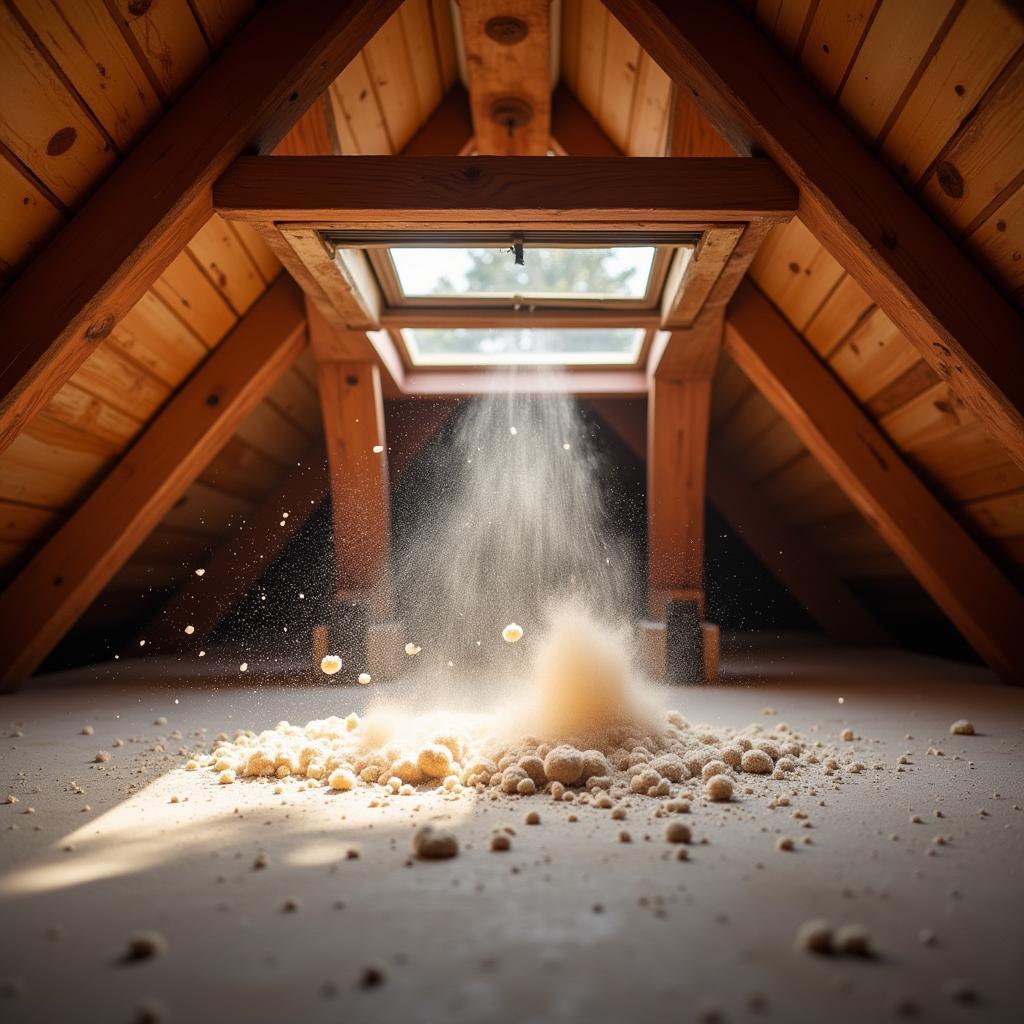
0, 1, 1022, 1022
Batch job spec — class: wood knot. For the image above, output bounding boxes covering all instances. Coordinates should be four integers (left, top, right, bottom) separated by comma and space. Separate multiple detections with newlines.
84, 314, 115, 342
485, 16, 528, 45
46, 127, 77, 156
788, 261, 800, 274
206, 393, 221, 407
936, 162, 963, 199
127, 0, 152, 15
464, 164, 482, 183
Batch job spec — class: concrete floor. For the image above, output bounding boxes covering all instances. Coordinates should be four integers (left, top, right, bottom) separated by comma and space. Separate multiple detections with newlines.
0, 640, 1022, 1024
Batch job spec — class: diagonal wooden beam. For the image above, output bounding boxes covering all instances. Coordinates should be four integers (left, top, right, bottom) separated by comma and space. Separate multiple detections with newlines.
602, 0, 1024, 471
725, 280, 1024, 683
590, 397, 891, 645
0, 0, 401, 456
706, 445, 891, 646
142, 442, 328, 650
0, 275, 307, 690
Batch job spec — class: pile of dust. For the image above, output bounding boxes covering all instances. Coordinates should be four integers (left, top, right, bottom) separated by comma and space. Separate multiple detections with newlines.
188, 607, 866, 808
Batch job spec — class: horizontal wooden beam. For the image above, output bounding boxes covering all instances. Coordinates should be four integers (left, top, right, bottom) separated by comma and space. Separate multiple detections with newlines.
142, 442, 328, 649
0, 0, 400, 457
706, 444, 891, 646
725, 281, 1024, 683
213, 156, 798, 223
0, 275, 307, 689
604, 0, 1024, 471
401, 370, 649, 397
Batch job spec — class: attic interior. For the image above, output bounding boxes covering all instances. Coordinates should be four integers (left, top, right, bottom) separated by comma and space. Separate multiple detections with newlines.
0, 1, 1022, 1021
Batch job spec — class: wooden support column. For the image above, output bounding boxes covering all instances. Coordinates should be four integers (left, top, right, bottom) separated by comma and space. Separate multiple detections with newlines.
647, 373, 713, 621
602, 0, 1024, 471
0, 0, 400, 456
314, 356, 392, 621
458, 1, 552, 155
0, 276, 307, 690
726, 281, 1024, 684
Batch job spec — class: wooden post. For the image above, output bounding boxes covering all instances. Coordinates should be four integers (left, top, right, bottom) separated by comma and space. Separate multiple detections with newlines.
647, 375, 713, 621
316, 360, 392, 622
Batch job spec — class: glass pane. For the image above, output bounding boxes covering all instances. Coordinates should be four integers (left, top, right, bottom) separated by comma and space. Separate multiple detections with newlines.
390, 247, 656, 300
402, 327, 646, 366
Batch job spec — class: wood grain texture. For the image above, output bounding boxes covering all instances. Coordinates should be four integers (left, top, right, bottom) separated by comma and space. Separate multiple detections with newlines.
725, 279, 1024, 683
213, 156, 799, 222
0, 274, 307, 689
315, 360, 392, 619
0, 0, 401, 456
458, 0, 551, 155
605, 0, 1024, 472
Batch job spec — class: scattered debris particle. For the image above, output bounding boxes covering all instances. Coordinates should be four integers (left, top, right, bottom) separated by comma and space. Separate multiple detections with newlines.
664, 821, 691, 844
405, 643, 421, 656
949, 719, 975, 735
705, 775, 733, 801
358, 672, 371, 685
122, 931, 166, 963
502, 622, 524, 643
834, 924, 873, 957
81, 725, 93, 736
320, 655, 343, 676
360, 964, 385, 988
524, 810, 541, 825
94, 751, 110, 763
412, 825, 459, 859
776, 836, 795, 851
795, 919, 832, 954
490, 832, 511, 851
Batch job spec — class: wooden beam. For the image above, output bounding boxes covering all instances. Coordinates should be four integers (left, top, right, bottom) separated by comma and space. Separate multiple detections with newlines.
0, 0, 400, 456
313, 352, 393, 620
706, 445, 891, 646
213, 156, 799, 223
551, 84, 621, 157
647, 375, 712, 619
458, 1, 551, 155
401, 370, 649, 398
0, 275, 308, 689
603, 0, 1024, 471
399, 86, 475, 157
142, 443, 328, 649
590, 397, 891, 645
725, 281, 1024, 683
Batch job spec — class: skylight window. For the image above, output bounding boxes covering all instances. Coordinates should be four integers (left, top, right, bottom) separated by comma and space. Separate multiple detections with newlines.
389, 246, 657, 301
401, 327, 647, 366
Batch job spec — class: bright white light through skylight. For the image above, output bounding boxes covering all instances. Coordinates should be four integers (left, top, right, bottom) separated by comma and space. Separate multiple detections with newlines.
390, 247, 656, 300
401, 327, 646, 366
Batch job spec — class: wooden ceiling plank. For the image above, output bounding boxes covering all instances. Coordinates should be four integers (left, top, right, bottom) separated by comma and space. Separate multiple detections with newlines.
606, 0, 1024, 472
725, 279, 1024, 683
150, 249, 239, 347
550, 84, 621, 157
458, 0, 552, 155
214, 155, 799, 222
0, 154, 64, 275
0, 2, 116, 205
107, 0, 211, 102
0, 0, 402, 456
0, 273, 307, 689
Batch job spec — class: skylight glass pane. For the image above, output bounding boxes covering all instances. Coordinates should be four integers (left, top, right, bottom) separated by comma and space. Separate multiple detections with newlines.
402, 327, 646, 366
390, 247, 656, 300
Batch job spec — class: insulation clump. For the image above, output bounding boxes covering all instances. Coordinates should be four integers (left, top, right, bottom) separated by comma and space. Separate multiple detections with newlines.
544, 745, 584, 785
949, 719, 975, 735
705, 775, 733, 802
320, 655, 342, 676
502, 623, 524, 643
741, 749, 773, 774
412, 825, 458, 859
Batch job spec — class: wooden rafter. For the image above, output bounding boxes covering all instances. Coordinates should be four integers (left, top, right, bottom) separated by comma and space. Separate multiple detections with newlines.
0, 0, 401, 456
602, 0, 1024, 471
726, 281, 1024, 683
142, 442, 328, 650
706, 445, 891, 647
0, 275, 308, 690
214, 155, 798, 223
458, 1, 552, 155
590, 398, 891, 645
